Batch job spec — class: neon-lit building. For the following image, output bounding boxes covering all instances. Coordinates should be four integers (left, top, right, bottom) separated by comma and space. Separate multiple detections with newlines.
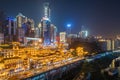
25, 19, 35, 37
35, 27, 40, 38
60, 32, 66, 43
4, 17, 17, 42
99, 39, 115, 51
38, 22, 43, 38
16, 13, 27, 28
79, 30, 88, 38
38, 2, 57, 45
39, 20, 57, 45
79, 25, 88, 38
0, 33, 4, 44
50, 24, 57, 43
16, 13, 35, 43
16, 13, 26, 42
41, 17, 51, 45
17, 28, 25, 43
66, 24, 71, 37
44, 2, 51, 19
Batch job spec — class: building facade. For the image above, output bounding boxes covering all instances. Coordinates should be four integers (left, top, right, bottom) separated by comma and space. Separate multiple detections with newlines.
41, 17, 51, 45
4, 17, 17, 43
60, 32, 66, 43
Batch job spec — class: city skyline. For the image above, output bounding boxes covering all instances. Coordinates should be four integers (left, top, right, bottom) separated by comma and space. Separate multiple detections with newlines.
0, 1, 120, 79
0, 0, 120, 38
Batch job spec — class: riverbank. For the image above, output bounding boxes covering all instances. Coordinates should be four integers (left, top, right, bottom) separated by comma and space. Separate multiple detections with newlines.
73, 51, 120, 80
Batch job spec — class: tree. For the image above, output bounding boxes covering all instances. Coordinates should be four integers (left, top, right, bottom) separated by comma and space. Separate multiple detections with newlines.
69, 40, 102, 55
81, 61, 96, 73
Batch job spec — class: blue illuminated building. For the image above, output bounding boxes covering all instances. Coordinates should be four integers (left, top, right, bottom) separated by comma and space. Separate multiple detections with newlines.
41, 17, 51, 45
4, 17, 17, 42
35, 2, 57, 45
39, 2, 57, 45
66, 24, 72, 37
79, 25, 88, 38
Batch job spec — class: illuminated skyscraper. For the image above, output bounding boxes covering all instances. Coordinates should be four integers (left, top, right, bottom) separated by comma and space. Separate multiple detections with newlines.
38, 22, 42, 38
39, 2, 57, 45
4, 17, 17, 42
16, 13, 35, 42
16, 13, 27, 28
44, 2, 51, 19
41, 17, 51, 45
99, 39, 115, 51
50, 24, 57, 43
79, 25, 88, 38
66, 24, 71, 37
60, 32, 66, 43
35, 27, 40, 38
25, 19, 35, 37
16, 13, 25, 42
7, 17, 16, 36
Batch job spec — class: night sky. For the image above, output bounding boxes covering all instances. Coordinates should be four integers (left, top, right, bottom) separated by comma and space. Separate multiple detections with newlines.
0, 0, 120, 38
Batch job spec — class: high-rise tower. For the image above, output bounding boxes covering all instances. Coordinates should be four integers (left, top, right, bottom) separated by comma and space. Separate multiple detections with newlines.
44, 2, 51, 19
40, 2, 51, 45
41, 17, 51, 45
16, 13, 27, 28
79, 25, 88, 38
39, 2, 57, 45
4, 17, 17, 42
